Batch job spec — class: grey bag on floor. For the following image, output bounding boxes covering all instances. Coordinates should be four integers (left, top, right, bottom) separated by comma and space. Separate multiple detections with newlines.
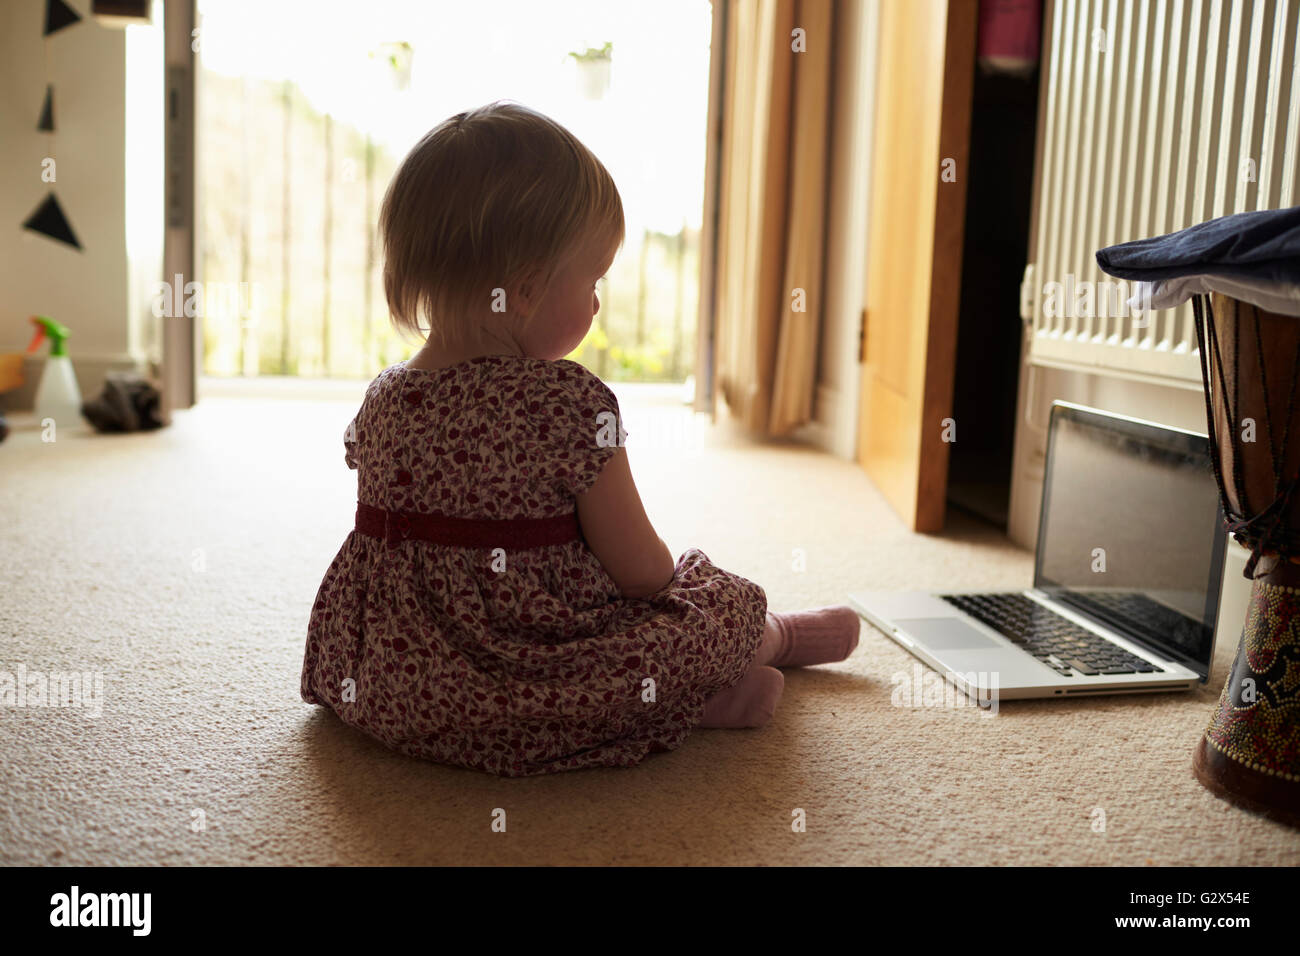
81, 371, 165, 433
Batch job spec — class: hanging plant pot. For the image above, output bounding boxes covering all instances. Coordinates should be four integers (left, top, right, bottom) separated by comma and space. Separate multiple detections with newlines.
568, 42, 612, 100
370, 41, 414, 92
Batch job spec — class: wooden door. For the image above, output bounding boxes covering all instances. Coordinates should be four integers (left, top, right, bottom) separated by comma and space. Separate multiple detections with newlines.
857, 0, 976, 532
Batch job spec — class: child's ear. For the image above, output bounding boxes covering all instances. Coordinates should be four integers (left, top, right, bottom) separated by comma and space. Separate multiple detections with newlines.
513, 268, 542, 317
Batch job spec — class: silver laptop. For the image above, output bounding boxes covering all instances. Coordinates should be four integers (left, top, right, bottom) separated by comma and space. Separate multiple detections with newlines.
849, 401, 1227, 703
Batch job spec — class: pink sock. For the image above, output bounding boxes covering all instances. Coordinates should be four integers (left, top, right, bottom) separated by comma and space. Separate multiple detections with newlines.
699, 665, 784, 728
759, 605, 861, 668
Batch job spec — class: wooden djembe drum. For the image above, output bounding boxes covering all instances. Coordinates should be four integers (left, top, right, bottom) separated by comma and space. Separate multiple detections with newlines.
1191, 291, 1300, 827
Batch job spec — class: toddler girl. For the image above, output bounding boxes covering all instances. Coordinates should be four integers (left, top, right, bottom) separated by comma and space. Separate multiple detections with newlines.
300, 101, 861, 777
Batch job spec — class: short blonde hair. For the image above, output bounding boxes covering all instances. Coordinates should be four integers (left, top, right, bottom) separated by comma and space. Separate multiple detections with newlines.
378, 101, 625, 349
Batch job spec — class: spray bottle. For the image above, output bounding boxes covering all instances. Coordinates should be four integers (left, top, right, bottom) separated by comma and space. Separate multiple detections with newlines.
26, 315, 83, 429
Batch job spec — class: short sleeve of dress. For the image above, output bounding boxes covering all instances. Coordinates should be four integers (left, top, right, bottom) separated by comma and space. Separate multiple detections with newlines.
343, 413, 359, 470
343, 377, 382, 470
535, 360, 628, 498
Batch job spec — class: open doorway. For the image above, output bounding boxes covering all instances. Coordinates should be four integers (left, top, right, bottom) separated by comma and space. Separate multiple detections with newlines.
945, 64, 1040, 531
192, 0, 713, 386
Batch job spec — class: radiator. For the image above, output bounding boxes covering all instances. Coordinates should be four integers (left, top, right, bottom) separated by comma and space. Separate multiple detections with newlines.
1022, 0, 1300, 389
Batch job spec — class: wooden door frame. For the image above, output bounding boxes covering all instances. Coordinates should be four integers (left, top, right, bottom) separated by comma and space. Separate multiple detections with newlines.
917, 0, 978, 531
695, 0, 729, 418
162, 0, 198, 417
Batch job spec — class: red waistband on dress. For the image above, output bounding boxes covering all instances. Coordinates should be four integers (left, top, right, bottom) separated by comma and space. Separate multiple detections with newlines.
355, 501, 581, 549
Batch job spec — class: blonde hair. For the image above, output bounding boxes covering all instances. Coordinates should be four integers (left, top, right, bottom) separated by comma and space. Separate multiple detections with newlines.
378, 101, 625, 349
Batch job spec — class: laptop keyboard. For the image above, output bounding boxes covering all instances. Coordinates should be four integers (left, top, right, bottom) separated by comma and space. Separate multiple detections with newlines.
1075, 590, 1200, 640
939, 593, 1164, 677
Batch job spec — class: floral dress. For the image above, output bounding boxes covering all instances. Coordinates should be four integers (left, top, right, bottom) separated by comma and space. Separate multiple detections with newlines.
300, 355, 768, 777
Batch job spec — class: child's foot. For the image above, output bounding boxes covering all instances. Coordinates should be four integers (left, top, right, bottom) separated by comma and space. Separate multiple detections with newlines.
761, 605, 861, 668
699, 665, 784, 728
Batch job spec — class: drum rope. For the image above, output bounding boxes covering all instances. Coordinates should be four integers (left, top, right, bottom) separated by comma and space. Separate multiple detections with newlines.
1193, 294, 1300, 579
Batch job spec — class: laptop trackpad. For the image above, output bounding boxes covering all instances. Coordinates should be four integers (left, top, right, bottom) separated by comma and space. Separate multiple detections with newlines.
895, 617, 998, 650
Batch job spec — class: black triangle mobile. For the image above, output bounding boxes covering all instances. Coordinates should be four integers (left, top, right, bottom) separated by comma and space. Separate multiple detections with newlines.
23, 193, 82, 250
37, 85, 55, 132
27, 0, 85, 250
45, 0, 81, 36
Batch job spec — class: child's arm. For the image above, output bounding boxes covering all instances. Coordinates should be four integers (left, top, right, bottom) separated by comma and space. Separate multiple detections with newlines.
576, 446, 675, 599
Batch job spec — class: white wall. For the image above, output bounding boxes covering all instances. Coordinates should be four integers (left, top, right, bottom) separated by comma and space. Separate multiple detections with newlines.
0, 0, 158, 409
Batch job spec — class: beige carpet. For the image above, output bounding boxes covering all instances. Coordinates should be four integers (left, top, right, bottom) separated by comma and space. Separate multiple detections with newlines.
2, 384, 1297, 866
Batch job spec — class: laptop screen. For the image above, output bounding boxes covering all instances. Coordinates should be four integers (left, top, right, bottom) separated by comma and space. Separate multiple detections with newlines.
1034, 402, 1227, 680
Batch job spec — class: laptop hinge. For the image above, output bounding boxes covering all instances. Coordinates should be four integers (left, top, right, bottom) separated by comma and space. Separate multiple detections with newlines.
1028, 588, 1201, 673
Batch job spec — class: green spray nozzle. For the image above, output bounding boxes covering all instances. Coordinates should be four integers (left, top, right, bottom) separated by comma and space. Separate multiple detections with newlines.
26, 315, 70, 357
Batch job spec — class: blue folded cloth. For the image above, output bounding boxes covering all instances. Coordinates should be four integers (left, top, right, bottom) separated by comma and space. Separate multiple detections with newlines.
1096, 205, 1300, 285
